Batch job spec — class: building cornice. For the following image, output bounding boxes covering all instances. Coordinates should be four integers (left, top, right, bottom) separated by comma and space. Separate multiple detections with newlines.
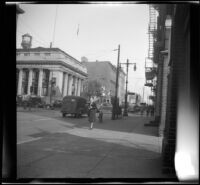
16, 47, 84, 68
17, 60, 88, 77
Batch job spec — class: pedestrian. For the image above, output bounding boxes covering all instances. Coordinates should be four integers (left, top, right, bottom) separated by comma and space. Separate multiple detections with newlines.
140, 107, 144, 116
98, 104, 103, 123
146, 106, 150, 117
150, 107, 154, 116
88, 102, 97, 130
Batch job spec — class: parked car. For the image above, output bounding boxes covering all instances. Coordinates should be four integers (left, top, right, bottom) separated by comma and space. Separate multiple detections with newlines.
30, 96, 46, 108
53, 100, 62, 108
132, 105, 141, 113
16, 95, 23, 106
61, 96, 88, 118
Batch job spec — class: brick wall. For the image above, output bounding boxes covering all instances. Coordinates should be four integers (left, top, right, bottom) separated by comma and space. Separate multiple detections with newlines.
155, 55, 164, 123
159, 26, 171, 137
162, 5, 190, 175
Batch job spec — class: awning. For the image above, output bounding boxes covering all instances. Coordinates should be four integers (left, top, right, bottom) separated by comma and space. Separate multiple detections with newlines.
145, 83, 153, 87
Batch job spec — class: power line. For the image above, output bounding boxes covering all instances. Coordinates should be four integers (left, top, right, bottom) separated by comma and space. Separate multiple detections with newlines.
17, 23, 48, 47
19, 16, 49, 45
83, 48, 117, 56
19, 16, 49, 46
52, 4, 58, 47
17, 29, 47, 47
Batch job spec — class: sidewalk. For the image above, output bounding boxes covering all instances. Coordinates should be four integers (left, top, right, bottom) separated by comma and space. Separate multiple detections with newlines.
17, 110, 175, 180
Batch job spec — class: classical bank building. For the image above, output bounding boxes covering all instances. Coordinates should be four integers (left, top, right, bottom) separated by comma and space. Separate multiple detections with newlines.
16, 34, 88, 103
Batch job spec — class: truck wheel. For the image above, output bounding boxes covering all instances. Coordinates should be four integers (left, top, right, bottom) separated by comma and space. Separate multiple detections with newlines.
77, 111, 82, 118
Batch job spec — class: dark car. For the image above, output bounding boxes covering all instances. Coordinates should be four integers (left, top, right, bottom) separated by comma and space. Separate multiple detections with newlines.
133, 105, 140, 113
61, 96, 88, 118
29, 96, 46, 108
16, 95, 23, 106
53, 100, 62, 108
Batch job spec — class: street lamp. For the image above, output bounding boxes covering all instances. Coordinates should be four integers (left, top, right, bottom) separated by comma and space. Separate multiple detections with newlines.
120, 59, 137, 117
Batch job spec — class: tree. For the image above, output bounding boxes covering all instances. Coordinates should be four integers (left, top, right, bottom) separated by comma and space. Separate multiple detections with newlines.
82, 79, 102, 99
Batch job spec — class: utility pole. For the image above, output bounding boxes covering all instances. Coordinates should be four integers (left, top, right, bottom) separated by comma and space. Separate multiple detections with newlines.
120, 59, 137, 116
123, 59, 129, 116
142, 86, 145, 103
112, 44, 120, 120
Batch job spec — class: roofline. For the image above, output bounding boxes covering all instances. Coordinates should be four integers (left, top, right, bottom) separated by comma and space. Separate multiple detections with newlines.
17, 47, 83, 67
83, 61, 126, 75
16, 60, 88, 77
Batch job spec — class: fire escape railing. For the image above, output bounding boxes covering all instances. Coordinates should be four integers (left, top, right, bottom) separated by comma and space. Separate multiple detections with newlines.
145, 5, 157, 92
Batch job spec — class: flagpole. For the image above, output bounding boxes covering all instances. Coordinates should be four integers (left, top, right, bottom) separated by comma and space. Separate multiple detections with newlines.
77, 24, 79, 36
52, 4, 58, 47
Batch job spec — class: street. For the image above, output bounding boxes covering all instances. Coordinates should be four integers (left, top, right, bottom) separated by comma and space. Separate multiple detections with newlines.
17, 108, 173, 179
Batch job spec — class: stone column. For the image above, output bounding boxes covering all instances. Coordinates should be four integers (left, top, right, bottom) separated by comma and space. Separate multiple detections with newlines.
72, 76, 76, 96
37, 69, 43, 96
77, 78, 81, 96
73, 76, 77, 96
49, 70, 53, 82
68, 74, 73, 96
76, 78, 79, 96
57, 71, 63, 97
80, 79, 84, 93
75, 77, 78, 96
63, 73, 69, 97
27, 69, 33, 95
17, 68, 23, 95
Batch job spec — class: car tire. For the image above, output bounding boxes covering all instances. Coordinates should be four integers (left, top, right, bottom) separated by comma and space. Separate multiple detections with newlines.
62, 113, 66, 117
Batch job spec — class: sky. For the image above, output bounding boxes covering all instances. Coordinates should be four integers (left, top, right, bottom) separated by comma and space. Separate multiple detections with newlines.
16, 3, 153, 104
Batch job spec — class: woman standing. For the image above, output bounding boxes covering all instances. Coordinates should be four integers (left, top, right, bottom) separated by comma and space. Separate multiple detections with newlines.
88, 102, 97, 130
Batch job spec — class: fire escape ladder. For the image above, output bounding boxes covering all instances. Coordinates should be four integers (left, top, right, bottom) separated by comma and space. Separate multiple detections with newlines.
145, 5, 157, 89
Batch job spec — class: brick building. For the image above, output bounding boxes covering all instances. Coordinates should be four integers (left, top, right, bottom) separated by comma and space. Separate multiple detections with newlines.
152, 4, 199, 180
82, 60, 126, 105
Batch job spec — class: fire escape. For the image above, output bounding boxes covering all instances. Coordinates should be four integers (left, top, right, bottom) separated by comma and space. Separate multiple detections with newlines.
145, 5, 157, 94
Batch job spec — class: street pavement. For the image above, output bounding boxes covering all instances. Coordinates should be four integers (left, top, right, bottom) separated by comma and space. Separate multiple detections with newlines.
17, 108, 175, 180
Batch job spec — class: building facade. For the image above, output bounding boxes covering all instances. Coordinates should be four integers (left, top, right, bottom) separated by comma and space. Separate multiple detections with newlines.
17, 36, 88, 103
82, 60, 126, 105
151, 4, 198, 179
